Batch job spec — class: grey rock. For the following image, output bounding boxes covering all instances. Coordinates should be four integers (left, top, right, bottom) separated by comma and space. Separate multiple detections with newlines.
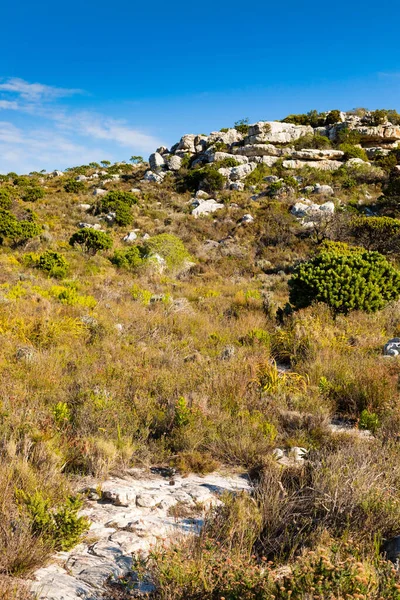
149, 152, 166, 171
123, 231, 137, 243
220, 345, 236, 360
92, 188, 107, 196
192, 199, 224, 217
246, 121, 313, 144
283, 159, 343, 171
167, 155, 183, 171
291, 149, 344, 161
384, 338, 400, 356
16, 346, 35, 362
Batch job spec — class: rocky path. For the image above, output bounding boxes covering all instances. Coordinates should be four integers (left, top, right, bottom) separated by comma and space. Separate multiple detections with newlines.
29, 469, 250, 600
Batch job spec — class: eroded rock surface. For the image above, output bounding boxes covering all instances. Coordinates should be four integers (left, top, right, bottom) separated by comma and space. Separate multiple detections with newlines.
29, 470, 249, 600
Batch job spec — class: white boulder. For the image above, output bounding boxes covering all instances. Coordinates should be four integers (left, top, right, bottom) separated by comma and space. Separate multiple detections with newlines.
192, 199, 224, 217
246, 121, 313, 144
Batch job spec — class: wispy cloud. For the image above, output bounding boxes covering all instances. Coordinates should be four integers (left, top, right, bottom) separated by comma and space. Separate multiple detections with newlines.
0, 77, 84, 101
0, 77, 164, 172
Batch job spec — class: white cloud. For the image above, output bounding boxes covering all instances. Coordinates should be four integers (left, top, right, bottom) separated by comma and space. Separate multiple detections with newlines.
54, 112, 163, 153
0, 77, 165, 172
0, 77, 83, 101
0, 120, 108, 173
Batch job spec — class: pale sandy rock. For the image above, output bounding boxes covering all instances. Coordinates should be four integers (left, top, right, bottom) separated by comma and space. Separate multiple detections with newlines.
283, 159, 343, 171
346, 157, 371, 166
168, 155, 183, 171
192, 199, 224, 217
291, 149, 344, 161
210, 151, 249, 164
246, 121, 313, 144
176, 134, 197, 153
208, 128, 243, 145
93, 188, 107, 196
149, 152, 165, 170
253, 156, 280, 166
233, 143, 286, 157
352, 124, 400, 143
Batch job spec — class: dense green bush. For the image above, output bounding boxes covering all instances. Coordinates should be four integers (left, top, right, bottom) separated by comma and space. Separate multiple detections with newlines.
234, 118, 250, 135
143, 233, 192, 270
69, 228, 112, 254
18, 491, 89, 551
214, 157, 241, 168
97, 190, 139, 225
22, 186, 45, 202
335, 127, 361, 145
282, 110, 324, 127
110, 246, 144, 270
0, 209, 41, 245
325, 109, 341, 125
293, 133, 332, 150
36, 251, 69, 278
370, 109, 388, 126
347, 215, 400, 254
64, 180, 85, 193
0, 188, 13, 210
100, 190, 138, 210
339, 143, 368, 161
177, 165, 225, 193
289, 247, 400, 313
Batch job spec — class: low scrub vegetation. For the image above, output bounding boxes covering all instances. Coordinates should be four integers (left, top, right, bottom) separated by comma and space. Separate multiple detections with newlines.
2, 114, 400, 597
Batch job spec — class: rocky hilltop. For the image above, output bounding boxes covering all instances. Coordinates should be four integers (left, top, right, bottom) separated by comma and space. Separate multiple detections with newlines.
145, 109, 400, 189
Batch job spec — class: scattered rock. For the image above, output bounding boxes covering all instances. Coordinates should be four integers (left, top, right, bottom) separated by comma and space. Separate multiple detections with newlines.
167, 155, 182, 171
16, 346, 35, 362
92, 188, 107, 196
384, 338, 400, 356
240, 213, 254, 224
192, 199, 224, 217
123, 231, 138, 243
220, 345, 236, 360
149, 152, 166, 171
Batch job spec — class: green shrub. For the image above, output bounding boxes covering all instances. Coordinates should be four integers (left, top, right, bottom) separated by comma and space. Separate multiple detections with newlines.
370, 109, 388, 126
142, 233, 192, 270
293, 134, 332, 150
347, 215, 400, 254
13, 176, 30, 187
214, 157, 240, 168
110, 246, 144, 270
282, 110, 324, 127
234, 118, 250, 135
289, 247, 400, 314
325, 109, 341, 125
113, 201, 133, 226
339, 143, 368, 161
101, 190, 138, 210
336, 127, 361, 145
98, 190, 138, 225
244, 163, 271, 187
17, 490, 89, 551
22, 186, 45, 202
64, 180, 85, 193
36, 251, 69, 278
69, 228, 112, 254
0, 188, 13, 210
359, 409, 380, 432
177, 165, 225, 193
0, 209, 41, 245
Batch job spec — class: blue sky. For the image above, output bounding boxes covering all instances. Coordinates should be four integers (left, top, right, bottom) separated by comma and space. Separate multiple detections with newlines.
1, 0, 400, 173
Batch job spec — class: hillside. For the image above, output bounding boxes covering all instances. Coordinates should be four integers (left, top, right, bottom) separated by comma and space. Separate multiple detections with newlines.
3, 107, 400, 598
